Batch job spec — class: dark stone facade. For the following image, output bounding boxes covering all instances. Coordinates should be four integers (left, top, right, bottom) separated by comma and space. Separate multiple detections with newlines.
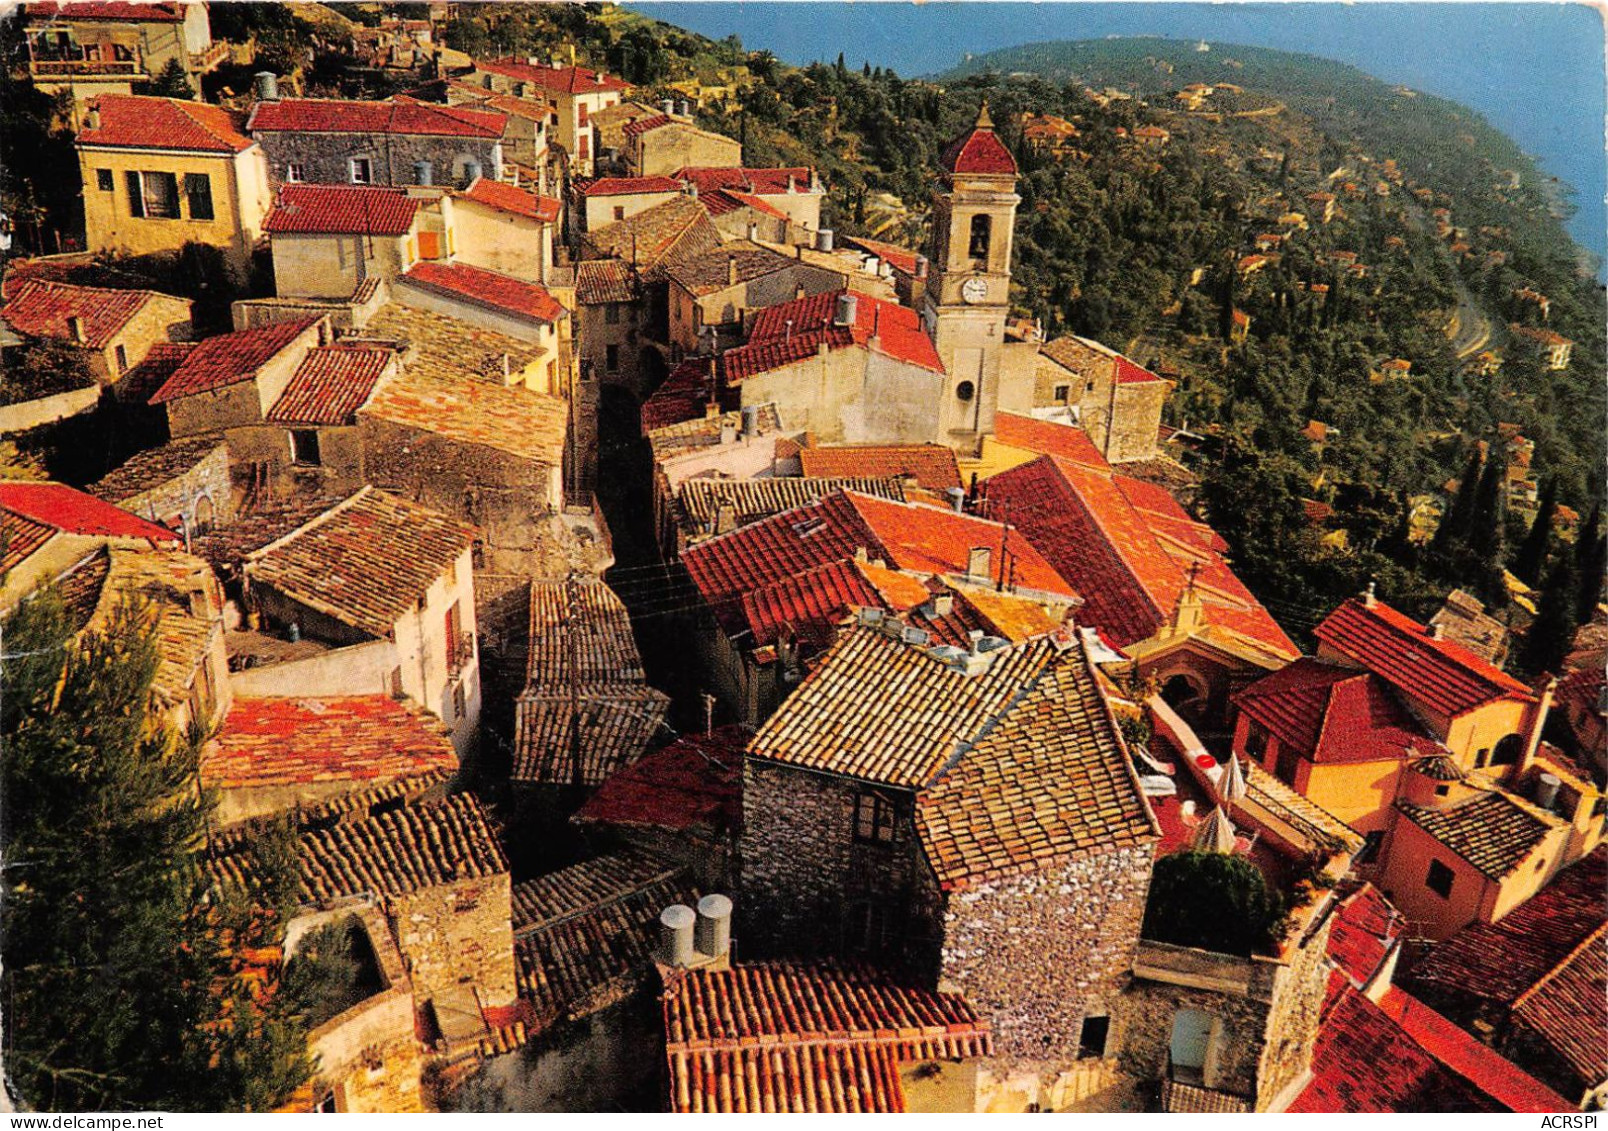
255, 129, 504, 189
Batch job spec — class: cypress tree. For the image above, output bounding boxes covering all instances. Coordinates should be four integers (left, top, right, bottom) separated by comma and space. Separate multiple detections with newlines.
1513, 476, 1557, 586
1433, 446, 1484, 555
1468, 447, 1506, 560
1519, 554, 1579, 676
1, 586, 310, 1111
1576, 527, 1607, 626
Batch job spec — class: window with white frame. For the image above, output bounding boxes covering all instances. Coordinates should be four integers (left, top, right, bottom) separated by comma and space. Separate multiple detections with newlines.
349, 157, 373, 184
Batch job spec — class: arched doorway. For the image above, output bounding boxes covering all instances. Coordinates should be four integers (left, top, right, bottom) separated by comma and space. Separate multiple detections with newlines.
192, 494, 215, 535
1490, 733, 1525, 767
1161, 672, 1209, 727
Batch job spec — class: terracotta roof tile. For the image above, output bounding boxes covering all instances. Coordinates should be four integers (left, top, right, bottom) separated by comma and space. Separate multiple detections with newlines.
0, 480, 180, 546
1, 508, 59, 575
1509, 925, 1607, 1093
148, 316, 318, 404
698, 188, 787, 221
1405, 847, 1605, 1006
356, 305, 569, 465
644, 403, 780, 460
663, 242, 806, 296
675, 476, 905, 543
87, 436, 225, 504
210, 792, 506, 904
724, 290, 942, 382
984, 454, 1296, 657
460, 177, 560, 222
475, 58, 629, 95
512, 578, 670, 786
201, 695, 457, 790
574, 259, 637, 305
681, 490, 1071, 637
79, 94, 252, 153
674, 166, 815, 196
749, 626, 1053, 788
1290, 982, 1510, 1112
244, 488, 476, 638
1233, 658, 1440, 764
265, 344, 392, 425
248, 98, 505, 138
1315, 598, 1535, 716
799, 443, 961, 491
512, 850, 695, 1028
939, 115, 1017, 176
1326, 883, 1404, 989
621, 114, 672, 138
1397, 789, 1561, 880
916, 640, 1158, 888
580, 176, 682, 197
638, 357, 719, 432
582, 196, 720, 274
115, 341, 194, 403
264, 184, 418, 236
1, 279, 183, 348
77, 547, 219, 706
26, 3, 185, 22
663, 961, 990, 1113
573, 726, 746, 833
401, 260, 565, 324
838, 234, 920, 276
992, 413, 1108, 466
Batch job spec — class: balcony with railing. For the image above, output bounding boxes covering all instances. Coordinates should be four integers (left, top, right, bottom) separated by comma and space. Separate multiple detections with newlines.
27, 42, 145, 79
190, 40, 229, 73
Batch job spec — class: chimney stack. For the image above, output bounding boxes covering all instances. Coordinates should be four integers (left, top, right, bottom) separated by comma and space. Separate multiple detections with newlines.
967, 546, 992, 581
833, 292, 857, 328
946, 486, 966, 513
658, 904, 696, 967
727, 252, 738, 288
693, 894, 732, 959
740, 404, 759, 439
84, 105, 100, 131
66, 315, 85, 344
253, 72, 280, 102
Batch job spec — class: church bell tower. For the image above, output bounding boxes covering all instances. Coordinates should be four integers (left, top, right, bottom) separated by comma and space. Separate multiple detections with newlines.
923, 102, 1020, 449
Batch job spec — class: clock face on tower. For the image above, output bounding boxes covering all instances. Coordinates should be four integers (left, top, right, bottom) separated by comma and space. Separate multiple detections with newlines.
961, 276, 989, 304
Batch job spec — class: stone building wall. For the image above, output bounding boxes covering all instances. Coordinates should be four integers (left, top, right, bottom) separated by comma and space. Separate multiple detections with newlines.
738, 759, 928, 962
938, 844, 1155, 1078
255, 130, 503, 190
1106, 382, 1168, 464
1252, 910, 1333, 1109
111, 439, 233, 534
1119, 957, 1272, 1102
389, 873, 517, 1008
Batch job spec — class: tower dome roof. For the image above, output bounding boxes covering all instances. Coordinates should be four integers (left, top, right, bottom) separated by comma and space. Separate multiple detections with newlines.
939, 101, 1018, 176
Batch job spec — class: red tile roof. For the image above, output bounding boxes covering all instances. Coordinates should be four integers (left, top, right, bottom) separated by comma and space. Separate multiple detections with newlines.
675, 166, 815, 196
1315, 597, 1535, 716
839, 234, 920, 277
263, 184, 418, 236
663, 962, 991, 1113
1, 510, 56, 574
621, 114, 672, 138
476, 57, 629, 94
79, 94, 252, 153
460, 177, 560, 222
993, 412, 1108, 466
699, 188, 788, 221
572, 725, 745, 833
148, 316, 317, 404
1376, 988, 1572, 1112
26, 2, 185, 22
0, 481, 179, 546
401, 261, 565, 324
984, 455, 1296, 657
939, 110, 1017, 176
1290, 980, 1517, 1112
740, 558, 891, 650
1509, 925, 1607, 1095
1326, 883, 1404, 989
682, 490, 1072, 637
248, 98, 505, 138
582, 175, 682, 197
724, 290, 942, 383
798, 443, 962, 491
1405, 847, 1606, 1007
201, 696, 457, 790
1115, 354, 1164, 384
266, 345, 392, 425
1, 279, 180, 349
1234, 658, 1440, 764
244, 488, 476, 638
639, 357, 717, 432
